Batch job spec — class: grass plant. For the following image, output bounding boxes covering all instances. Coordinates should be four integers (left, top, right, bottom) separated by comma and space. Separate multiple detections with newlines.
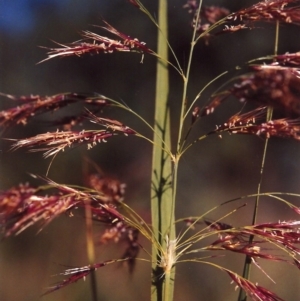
1, 1, 300, 300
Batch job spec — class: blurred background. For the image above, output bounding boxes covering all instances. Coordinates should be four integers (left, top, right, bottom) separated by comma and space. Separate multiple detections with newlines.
0, 0, 300, 300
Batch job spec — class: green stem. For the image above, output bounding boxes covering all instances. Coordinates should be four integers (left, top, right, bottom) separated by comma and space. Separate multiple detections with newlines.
151, 0, 175, 301
237, 20, 279, 301
85, 201, 98, 301
274, 21, 279, 56
177, 1, 202, 153
237, 139, 270, 301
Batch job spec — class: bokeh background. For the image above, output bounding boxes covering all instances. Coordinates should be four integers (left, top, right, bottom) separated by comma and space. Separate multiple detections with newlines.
1, 0, 300, 300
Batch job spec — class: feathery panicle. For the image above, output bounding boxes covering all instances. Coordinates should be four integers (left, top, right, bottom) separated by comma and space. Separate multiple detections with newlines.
99, 21, 153, 53
11, 115, 136, 158
0, 183, 37, 233
206, 219, 300, 258
208, 69, 300, 118
0, 92, 109, 128
186, 0, 300, 35
0, 183, 81, 237
245, 221, 300, 256
197, 218, 300, 300
227, 0, 300, 28
87, 174, 126, 203
273, 51, 300, 67
230, 69, 300, 117
214, 107, 300, 140
99, 221, 139, 272
226, 270, 285, 301
87, 111, 136, 135
100, 221, 130, 243
217, 107, 268, 132
11, 130, 119, 158
91, 203, 125, 223
184, 1, 230, 35
0, 178, 127, 238
184, 216, 300, 266
42, 259, 123, 296
41, 22, 153, 63
246, 51, 300, 71
201, 95, 228, 117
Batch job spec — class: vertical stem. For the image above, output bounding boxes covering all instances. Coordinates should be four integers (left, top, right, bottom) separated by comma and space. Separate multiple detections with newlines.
237, 140, 269, 301
151, 0, 175, 301
237, 21, 279, 301
85, 201, 98, 301
177, 1, 202, 151
274, 21, 279, 56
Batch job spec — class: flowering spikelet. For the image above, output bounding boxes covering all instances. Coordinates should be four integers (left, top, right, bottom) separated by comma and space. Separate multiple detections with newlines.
214, 107, 300, 140
0, 183, 82, 237
227, 0, 300, 26
226, 270, 285, 301
184, 0, 300, 35
88, 174, 126, 203
195, 218, 300, 299
11, 130, 118, 158
0, 183, 36, 232
11, 114, 136, 158
245, 221, 300, 256
205, 219, 300, 258
87, 111, 136, 135
42, 259, 121, 295
184, 1, 230, 35
273, 52, 300, 67
99, 220, 139, 272
86, 173, 139, 270
231, 69, 300, 117
0, 177, 128, 238
207, 69, 300, 119
41, 21, 153, 62
0, 93, 109, 127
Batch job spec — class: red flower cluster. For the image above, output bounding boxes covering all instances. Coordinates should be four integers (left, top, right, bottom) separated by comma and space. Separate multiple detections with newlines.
0, 92, 109, 128
41, 22, 153, 62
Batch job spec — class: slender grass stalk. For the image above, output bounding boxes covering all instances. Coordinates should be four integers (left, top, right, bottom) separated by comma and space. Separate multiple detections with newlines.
177, 1, 202, 153
237, 20, 279, 301
150, 0, 175, 301
84, 200, 98, 301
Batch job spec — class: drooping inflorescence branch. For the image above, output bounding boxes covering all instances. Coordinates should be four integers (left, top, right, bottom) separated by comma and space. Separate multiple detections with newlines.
0, 177, 126, 238
0, 92, 109, 128
40, 21, 154, 63
214, 107, 300, 140
228, 0, 300, 25
184, 0, 300, 35
178, 210, 300, 301
42, 258, 129, 296
224, 69, 300, 117
272, 51, 300, 67
226, 269, 285, 301
186, 66, 300, 144
225, 0, 300, 33
183, 1, 230, 36
10, 112, 136, 158
11, 130, 119, 157
203, 219, 300, 260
